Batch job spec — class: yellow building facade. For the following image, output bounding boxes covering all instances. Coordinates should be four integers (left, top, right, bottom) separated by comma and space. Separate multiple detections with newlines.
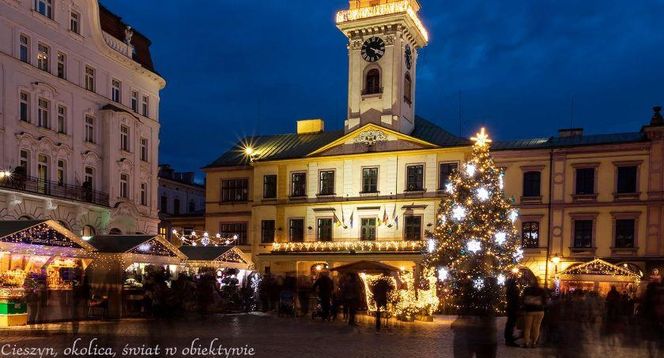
203, 0, 664, 290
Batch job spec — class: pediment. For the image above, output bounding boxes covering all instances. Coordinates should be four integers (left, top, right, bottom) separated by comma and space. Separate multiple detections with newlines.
309, 124, 437, 157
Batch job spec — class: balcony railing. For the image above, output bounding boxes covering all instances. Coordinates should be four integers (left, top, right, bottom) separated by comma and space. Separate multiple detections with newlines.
272, 240, 424, 253
0, 175, 109, 207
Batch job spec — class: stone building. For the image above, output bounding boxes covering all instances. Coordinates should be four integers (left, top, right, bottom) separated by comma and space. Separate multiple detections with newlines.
157, 164, 205, 241
0, 0, 165, 235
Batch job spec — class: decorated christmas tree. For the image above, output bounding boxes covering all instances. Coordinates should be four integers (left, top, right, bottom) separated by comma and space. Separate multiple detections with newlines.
424, 128, 523, 314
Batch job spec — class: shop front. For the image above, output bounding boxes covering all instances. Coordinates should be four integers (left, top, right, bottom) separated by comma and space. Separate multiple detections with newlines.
557, 258, 643, 296
0, 220, 95, 326
86, 235, 185, 318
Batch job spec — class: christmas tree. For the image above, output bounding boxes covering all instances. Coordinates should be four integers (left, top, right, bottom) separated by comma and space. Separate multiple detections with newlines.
424, 128, 523, 314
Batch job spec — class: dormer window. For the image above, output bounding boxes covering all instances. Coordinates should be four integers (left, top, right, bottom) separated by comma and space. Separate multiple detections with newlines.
364, 68, 381, 95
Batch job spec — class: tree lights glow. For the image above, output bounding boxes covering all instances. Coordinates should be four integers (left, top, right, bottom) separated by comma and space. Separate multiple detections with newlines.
423, 127, 522, 314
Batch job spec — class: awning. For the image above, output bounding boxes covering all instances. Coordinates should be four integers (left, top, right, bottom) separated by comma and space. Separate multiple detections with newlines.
0, 220, 95, 257
331, 260, 400, 274
559, 258, 642, 282
179, 246, 252, 270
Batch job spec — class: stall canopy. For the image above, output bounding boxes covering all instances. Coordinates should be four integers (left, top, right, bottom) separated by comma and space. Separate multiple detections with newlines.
87, 235, 186, 265
559, 258, 643, 283
0, 220, 95, 256
179, 246, 252, 270
331, 260, 399, 274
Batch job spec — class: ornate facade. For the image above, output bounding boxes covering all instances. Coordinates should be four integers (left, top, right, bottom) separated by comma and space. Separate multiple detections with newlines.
0, 0, 165, 235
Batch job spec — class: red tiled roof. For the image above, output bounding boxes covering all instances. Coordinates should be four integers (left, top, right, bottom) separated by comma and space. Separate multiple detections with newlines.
98, 4, 156, 73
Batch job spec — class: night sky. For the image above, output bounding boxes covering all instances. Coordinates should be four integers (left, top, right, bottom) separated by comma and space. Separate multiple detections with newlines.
102, 0, 664, 176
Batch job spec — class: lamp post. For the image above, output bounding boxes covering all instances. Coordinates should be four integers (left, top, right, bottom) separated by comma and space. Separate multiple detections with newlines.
551, 254, 561, 291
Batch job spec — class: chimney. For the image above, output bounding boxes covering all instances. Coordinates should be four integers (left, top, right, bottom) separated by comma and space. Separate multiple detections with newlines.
651, 106, 663, 126
558, 128, 584, 137
296, 119, 325, 135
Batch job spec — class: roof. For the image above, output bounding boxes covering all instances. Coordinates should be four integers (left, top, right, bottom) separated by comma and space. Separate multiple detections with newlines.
205, 117, 649, 168
98, 4, 156, 73
87, 235, 156, 253
0, 220, 47, 238
178, 245, 234, 261
204, 116, 467, 168
330, 260, 400, 274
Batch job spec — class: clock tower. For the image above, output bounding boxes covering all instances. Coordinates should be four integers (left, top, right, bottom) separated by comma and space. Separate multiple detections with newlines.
336, 0, 429, 135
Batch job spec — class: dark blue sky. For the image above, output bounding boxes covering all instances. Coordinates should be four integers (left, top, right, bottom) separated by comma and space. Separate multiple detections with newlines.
103, 0, 664, 175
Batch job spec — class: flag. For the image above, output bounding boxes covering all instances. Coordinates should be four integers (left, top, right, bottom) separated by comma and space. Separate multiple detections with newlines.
392, 205, 398, 229
333, 212, 342, 227
382, 206, 389, 225
349, 210, 354, 228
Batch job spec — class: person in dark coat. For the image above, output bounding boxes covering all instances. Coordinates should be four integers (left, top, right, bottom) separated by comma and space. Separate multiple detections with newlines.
341, 273, 361, 326
504, 276, 520, 346
521, 280, 547, 348
312, 271, 334, 320
370, 274, 392, 331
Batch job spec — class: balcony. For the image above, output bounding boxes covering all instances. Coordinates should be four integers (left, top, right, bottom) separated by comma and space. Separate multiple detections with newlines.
0, 175, 109, 207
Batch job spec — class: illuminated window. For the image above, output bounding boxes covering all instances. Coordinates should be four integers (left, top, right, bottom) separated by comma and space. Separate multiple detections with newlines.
522, 222, 539, 248
37, 43, 49, 72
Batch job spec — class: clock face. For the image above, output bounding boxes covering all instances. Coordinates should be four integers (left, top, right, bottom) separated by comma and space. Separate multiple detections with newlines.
405, 44, 412, 69
361, 37, 385, 62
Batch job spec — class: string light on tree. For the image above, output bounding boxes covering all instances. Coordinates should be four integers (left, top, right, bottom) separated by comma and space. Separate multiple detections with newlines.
423, 127, 522, 314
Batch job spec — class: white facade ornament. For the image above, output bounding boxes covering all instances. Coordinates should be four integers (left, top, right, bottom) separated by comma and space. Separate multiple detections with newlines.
124, 26, 133, 44
353, 130, 388, 146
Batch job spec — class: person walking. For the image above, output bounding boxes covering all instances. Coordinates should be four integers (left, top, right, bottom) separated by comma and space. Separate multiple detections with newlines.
521, 280, 546, 348
342, 273, 361, 326
312, 271, 334, 320
504, 276, 520, 347
370, 275, 392, 331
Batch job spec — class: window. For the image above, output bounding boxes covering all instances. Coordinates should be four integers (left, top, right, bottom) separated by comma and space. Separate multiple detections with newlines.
19, 150, 29, 175
111, 79, 121, 103
317, 218, 333, 242
37, 98, 49, 128
361, 218, 377, 241
617, 166, 637, 194
120, 173, 129, 199
131, 91, 138, 112
404, 73, 412, 103
56, 52, 66, 79
57, 105, 66, 133
140, 138, 148, 161
404, 216, 422, 241
288, 219, 304, 242
37, 154, 48, 193
523, 171, 541, 197
221, 179, 249, 202
120, 125, 130, 151
84, 66, 95, 92
261, 220, 275, 243
575, 168, 595, 195
84, 167, 94, 190
141, 95, 149, 117
82, 225, 95, 238
573, 220, 593, 248
291, 172, 306, 197
173, 198, 180, 215
615, 219, 635, 248
319, 170, 335, 195
438, 163, 458, 190
70, 11, 80, 34
220, 223, 248, 245
362, 167, 378, 193
84, 115, 95, 143
19, 34, 29, 63
365, 69, 380, 95
522, 222, 539, 248
19, 92, 30, 122
263, 175, 277, 199
140, 183, 147, 206
35, 0, 52, 19
160, 195, 168, 213
188, 200, 195, 212
406, 164, 424, 191
37, 43, 49, 72
56, 160, 65, 186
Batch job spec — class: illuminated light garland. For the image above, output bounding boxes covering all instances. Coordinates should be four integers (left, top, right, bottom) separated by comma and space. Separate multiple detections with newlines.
494, 232, 507, 245
445, 183, 454, 194
473, 278, 485, 290
172, 230, 238, 247
452, 205, 466, 221
427, 238, 436, 253
335, 1, 429, 42
466, 239, 482, 254
497, 274, 506, 285
509, 209, 519, 223
437, 267, 449, 281
465, 164, 476, 177
271, 240, 424, 253
476, 187, 490, 201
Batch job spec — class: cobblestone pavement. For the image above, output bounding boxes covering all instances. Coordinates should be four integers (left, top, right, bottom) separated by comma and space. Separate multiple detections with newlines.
0, 314, 655, 358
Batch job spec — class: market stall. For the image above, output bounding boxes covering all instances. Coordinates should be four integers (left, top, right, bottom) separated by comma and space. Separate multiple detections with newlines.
557, 258, 642, 296
0, 220, 95, 326
86, 235, 185, 318
179, 246, 252, 276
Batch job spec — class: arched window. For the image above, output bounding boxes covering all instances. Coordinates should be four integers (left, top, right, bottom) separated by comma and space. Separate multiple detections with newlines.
404, 73, 412, 103
109, 228, 122, 235
81, 225, 96, 238
364, 69, 381, 95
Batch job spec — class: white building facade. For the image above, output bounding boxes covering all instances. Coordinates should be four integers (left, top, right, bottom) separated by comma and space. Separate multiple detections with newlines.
0, 0, 165, 235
